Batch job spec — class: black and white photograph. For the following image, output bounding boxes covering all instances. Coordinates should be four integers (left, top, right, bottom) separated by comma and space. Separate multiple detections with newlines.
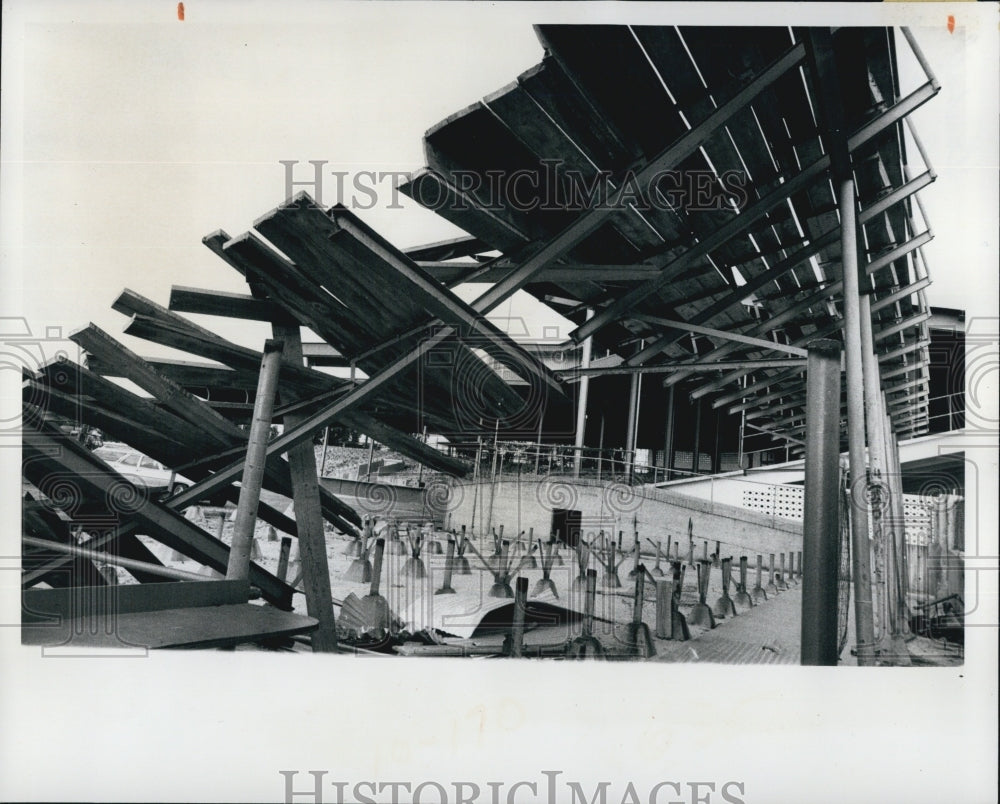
1, 2, 996, 802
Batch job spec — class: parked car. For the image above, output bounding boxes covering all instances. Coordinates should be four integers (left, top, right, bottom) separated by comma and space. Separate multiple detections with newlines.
93, 446, 193, 495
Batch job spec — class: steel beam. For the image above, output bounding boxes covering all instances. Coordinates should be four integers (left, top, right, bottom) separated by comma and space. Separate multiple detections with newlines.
632, 315, 808, 357
561, 359, 807, 381
637, 170, 933, 367
874, 311, 932, 343
668, 283, 843, 392
870, 278, 932, 313
479, 41, 807, 315
573, 79, 939, 345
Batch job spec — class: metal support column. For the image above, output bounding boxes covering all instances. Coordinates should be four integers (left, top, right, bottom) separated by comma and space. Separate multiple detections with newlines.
573, 309, 594, 478
624, 358, 640, 481
711, 408, 722, 475
227, 340, 284, 581
840, 179, 877, 665
692, 398, 702, 475
625, 344, 642, 482
365, 438, 376, 482
883, 398, 910, 636
858, 288, 893, 641
663, 386, 676, 482
801, 340, 843, 665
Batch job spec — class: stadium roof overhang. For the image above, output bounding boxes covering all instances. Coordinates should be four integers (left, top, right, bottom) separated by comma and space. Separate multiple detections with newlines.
398, 25, 939, 446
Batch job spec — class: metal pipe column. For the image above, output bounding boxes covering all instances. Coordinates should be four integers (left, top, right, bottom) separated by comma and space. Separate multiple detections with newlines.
839, 179, 877, 665
883, 399, 910, 635
692, 399, 702, 476
663, 386, 676, 481
227, 339, 284, 581
624, 341, 642, 480
858, 289, 893, 637
573, 309, 594, 478
801, 339, 843, 665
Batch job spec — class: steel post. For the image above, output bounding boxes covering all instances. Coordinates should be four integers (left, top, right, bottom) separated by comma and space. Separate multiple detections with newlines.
801, 339, 843, 665
663, 386, 676, 481
840, 179, 877, 665
573, 309, 594, 478
859, 289, 894, 639
227, 340, 283, 581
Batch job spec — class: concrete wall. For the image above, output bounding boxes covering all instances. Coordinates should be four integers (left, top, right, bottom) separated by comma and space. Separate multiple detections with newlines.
444, 476, 802, 560
319, 477, 436, 523
656, 474, 806, 521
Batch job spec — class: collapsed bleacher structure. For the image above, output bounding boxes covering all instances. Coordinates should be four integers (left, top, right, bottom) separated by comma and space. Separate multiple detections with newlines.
22, 26, 958, 662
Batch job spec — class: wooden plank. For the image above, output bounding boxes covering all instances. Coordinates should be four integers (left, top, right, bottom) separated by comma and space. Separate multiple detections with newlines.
24, 387, 302, 550
535, 25, 689, 160
78, 308, 362, 531
124, 315, 329, 394
253, 204, 432, 337
424, 100, 562, 243
22, 603, 317, 649
121, 306, 469, 478
319, 204, 563, 395
169, 286, 290, 323
70, 323, 240, 449
138, 358, 261, 391
249, 206, 531, 419
404, 235, 491, 262
21, 420, 296, 609
662, 171, 932, 380
484, 77, 660, 258
517, 55, 638, 171
219, 231, 374, 357
398, 169, 531, 252
74, 326, 361, 532
39, 358, 202, 449
632, 26, 791, 281
23, 580, 250, 623
575, 62, 937, 346
274, 323, 338, 652
27, 379, 191, 462
301, 342, 349, 367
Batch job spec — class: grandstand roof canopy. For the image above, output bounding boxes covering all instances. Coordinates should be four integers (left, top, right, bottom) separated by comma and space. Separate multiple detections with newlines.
79, 25, 940, 473
394, 25, 938, 443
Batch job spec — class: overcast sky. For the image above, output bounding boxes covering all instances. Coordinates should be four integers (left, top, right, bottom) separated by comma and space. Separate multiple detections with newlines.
2, 2, 997, 357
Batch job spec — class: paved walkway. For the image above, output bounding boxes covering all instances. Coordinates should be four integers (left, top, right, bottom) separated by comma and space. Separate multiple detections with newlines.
652, 584, 803, 665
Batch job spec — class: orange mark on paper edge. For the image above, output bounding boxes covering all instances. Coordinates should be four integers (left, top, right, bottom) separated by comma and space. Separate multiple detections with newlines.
177, 2, 185, 21
947, 15, 954, 34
